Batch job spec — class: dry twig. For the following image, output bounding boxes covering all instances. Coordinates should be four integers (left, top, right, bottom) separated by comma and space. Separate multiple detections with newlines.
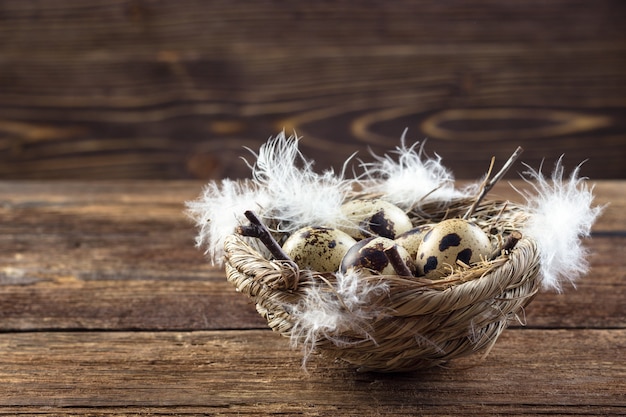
383, 246, 414, 277
464, 146, 524, 219
236, 210, 294, 264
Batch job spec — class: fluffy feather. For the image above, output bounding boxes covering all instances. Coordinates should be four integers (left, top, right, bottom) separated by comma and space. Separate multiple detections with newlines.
246, 131, 354, 232
519, 158, 604, 292
185, 179, 272, 265
357, 130, 466, 210
187, 131, 354, 264
287, 271, 389, 368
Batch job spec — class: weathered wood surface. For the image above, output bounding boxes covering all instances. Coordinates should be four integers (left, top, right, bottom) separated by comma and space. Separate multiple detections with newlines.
1, 330, 624, 415
0, 1, 624, 180
0, 180, 624, 415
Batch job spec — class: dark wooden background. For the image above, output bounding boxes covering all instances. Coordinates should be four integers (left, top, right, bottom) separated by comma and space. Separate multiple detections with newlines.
0, 0, 625, 180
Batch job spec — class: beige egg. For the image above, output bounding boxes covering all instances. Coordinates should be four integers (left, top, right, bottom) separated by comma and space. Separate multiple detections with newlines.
340, 236, 413, 275
282, 226, 357, 272
395, 224, 435, 261
339, 198, 412, 240
416, 219, 492, 279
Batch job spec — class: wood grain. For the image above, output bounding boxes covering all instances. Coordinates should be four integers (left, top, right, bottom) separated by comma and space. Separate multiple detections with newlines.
0, 181, 623, 332
0, 1, 624, 180
0, 180, 624, 414
0, 235, 622, 332
0, 330, 624, 414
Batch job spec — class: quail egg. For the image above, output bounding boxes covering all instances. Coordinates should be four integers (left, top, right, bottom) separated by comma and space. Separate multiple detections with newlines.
339, 198, 412, 240
282, 226, 357, 272
394, 224, 434, 261
416, 218, 492, 279
340, 236, 413, 275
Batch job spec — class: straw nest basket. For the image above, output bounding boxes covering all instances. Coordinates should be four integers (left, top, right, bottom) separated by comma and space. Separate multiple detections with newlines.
223, 194, 541, 372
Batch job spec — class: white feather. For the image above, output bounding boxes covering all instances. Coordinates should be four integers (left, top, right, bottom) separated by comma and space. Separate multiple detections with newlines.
186, 131, 354, 264
357, 130, 466, 210
519, 158, 604, 292
246, 131, 354, 232
185, 179, 272, 265
288, 271, 389, 368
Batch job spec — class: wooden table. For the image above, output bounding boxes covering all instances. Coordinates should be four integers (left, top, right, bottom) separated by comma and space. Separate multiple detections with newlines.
0, 180, 624, 415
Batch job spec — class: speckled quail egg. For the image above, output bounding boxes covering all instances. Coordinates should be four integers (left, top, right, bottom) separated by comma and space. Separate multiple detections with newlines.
282, 226, 357, 273
394, 224, 435, 261
340, 236, 413, 275
416, 219, 492, 279
339, 198, 412, 240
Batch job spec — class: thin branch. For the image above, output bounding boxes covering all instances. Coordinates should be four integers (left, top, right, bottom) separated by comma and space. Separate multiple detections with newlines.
464, 146, 524, 219
383, 246, 414, 277
236, 210, 294, 263
489, 231, 522, 260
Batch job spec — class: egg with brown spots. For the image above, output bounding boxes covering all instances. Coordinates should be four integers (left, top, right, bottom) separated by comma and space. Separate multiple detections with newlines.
339, 198, 412, 240
395, 224, 435, 261
416, 219, 492, 279
340, 236, 413, 275
282, 226, 357, 273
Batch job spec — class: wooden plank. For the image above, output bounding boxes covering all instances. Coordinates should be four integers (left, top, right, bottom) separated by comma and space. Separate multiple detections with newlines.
0, 180, 621, 229
0, 279, 266, 331
0, 181, 623, 331
0, 181, 268, 330
0, 1, 623, 179
0, 235, 622, 331
0, 329, 623, 414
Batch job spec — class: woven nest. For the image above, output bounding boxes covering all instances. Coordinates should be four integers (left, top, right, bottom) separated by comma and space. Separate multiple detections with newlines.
223, 195, 541, 372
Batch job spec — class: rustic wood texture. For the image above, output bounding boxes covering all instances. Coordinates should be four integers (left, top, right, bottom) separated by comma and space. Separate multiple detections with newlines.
1, 330, 624, 415
0, 1, 624, 180
0, 180, 624, 415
